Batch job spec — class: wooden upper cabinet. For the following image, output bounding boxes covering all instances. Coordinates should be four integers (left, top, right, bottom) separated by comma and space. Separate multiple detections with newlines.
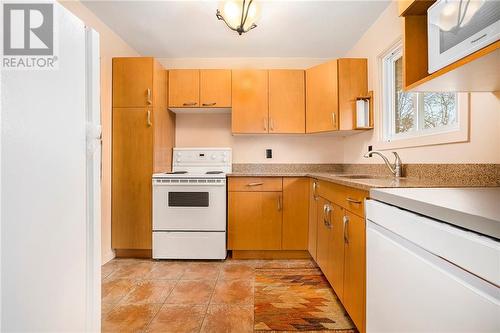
343, 210, 366, 333
228, 191, 283, 250
232, 70, 269, 134
306, 61, 338, 133
306, 59, 368, 133
200, 70, 231, 108
168, 69, 200, 107
282, 177, 309, 250
113, 57, 154, 108
269, 70, 305, 133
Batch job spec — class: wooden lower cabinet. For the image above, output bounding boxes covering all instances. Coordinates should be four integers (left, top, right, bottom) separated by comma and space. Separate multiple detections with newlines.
308, 179, 319, 259
342, 210, 366, 333
228, 177, 309, 253
282, 178, 309, 250
228, 191, 283, 250
311, 187, 367, 333
328, 204, 345, 302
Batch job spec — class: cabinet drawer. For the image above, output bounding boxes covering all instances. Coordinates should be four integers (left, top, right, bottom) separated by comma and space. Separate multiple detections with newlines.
228, 177, 283, 192
316, 180, 368, 217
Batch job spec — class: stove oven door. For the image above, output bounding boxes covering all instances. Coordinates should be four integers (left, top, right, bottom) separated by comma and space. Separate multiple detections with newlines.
153, 178, 226, 231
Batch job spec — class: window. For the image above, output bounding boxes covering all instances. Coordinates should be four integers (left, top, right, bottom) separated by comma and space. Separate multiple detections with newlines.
381, 43, 464, 145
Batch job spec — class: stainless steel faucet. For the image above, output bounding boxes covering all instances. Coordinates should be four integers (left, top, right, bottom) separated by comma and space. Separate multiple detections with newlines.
363, 150, 403, 177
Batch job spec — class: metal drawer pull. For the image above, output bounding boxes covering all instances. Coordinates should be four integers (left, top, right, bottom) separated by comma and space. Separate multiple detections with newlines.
202, 102, 217, 106
343, 215, 349, 244
247, 182, 264, 186
312, 181, 319, 200
183, 102, 197, 106
147, 88, 152, 105
147, 109, 152, 127
346, 197, 362, 204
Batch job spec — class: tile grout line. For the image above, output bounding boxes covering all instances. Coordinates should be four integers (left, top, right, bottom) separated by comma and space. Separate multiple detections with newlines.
198, 263, 222, 333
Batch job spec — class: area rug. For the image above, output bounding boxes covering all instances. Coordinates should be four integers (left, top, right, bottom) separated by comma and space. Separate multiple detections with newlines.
254, 268, 356, 332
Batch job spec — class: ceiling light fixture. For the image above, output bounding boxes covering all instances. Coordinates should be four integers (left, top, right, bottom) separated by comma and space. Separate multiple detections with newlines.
216, 0, 258, 35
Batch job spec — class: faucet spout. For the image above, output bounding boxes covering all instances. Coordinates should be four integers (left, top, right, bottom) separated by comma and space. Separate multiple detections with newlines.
363, 151, 403, 177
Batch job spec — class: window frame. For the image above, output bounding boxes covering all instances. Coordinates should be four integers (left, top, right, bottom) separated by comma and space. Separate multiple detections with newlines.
376, 41, 469, 151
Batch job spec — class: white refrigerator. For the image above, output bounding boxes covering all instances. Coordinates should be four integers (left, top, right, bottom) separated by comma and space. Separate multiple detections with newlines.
1, 2, 101, 332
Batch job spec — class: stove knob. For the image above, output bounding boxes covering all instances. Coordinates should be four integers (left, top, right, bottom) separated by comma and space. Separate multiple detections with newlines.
176, 158, 181, 162
211, 154, 216, 160
223, 158, 227, 162
176, 152, 181, 156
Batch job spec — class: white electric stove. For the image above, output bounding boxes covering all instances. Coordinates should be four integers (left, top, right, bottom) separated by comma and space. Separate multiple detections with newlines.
152, 148, 231, 259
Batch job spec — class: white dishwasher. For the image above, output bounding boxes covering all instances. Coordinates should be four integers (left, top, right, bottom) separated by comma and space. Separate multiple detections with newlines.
366, 199, 500, 333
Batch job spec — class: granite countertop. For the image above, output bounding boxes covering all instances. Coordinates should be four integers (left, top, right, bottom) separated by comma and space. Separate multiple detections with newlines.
227, 172, 499, 191
370, 187, 500, 239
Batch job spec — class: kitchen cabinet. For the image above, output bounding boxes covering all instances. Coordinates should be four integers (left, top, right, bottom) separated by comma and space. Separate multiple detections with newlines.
311, 179, 368, 333
228, 176, 309, 254
112, 57, 154, 108
308, 179, 319, 260
228, 191, 283, 250
269, 70, 305, 133
400, 0, 499, 92
112, 57, 175, 255
168, 69, 200, 107
282, 177, 309, 250
306, 59, 367, 133
168, 69, 232, 108
342, 210, 366, 333
200, 69, 231, 107
231, 70, 269, 134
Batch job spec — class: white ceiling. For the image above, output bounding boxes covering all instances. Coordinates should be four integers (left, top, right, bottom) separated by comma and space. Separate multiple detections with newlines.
82, 0, 390, 58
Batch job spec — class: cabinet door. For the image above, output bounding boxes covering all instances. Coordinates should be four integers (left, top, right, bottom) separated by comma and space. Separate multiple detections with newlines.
269, 70, 305, 133
168, 69, 200, 107
343, 211, 366, 333
306, 60, 338, 133
231, 70, 269, 134
112, 107, 153, 249
228, 191, 282, 250
200, 69, 231, 108
328, 204, 346, 301
282, 177, 309, 250
113, 57, 153, 108
316, 197, 332, 274
338, 59, 368, 130
308, 179, 319, 259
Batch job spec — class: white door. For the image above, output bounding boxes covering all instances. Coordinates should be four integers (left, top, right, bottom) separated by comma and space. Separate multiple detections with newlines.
1, 3, 100, 332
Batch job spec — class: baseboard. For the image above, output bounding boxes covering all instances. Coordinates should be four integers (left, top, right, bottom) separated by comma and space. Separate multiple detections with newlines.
101, 250, 115, 265
231, 250, 311, 259
114, 249, 152, 259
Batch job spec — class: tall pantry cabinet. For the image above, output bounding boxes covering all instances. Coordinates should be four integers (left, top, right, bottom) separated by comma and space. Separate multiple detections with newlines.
112, 57, 175, 256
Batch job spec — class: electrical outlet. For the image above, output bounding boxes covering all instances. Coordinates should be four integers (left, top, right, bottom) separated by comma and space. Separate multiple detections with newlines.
266, 149, 272, 159
368, 145, 373, 152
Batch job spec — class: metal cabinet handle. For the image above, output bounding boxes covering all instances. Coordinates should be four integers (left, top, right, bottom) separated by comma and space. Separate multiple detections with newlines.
346, 197, 362, 204
277, 195, 282, 211
247, 182, 264, 186
343, 215, 349, 244
183, 102, 197, 106
202, 102, 217, 106
147, 88, 152, 105
323, 204, 332, 228
312, 181, 319, 201
147, 109, 152, 127
270, 118, 275, 131
263, 118, 268, 131
331, 112, 336, 127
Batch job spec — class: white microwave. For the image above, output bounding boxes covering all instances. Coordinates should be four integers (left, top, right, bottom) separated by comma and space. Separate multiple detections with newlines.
427, 0, 500, 73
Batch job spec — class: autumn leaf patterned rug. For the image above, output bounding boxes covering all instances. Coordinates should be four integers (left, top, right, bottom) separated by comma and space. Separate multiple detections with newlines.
254, 268, 356, 332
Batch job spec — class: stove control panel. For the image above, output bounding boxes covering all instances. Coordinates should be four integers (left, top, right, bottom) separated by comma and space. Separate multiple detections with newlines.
172, 148, 232, 173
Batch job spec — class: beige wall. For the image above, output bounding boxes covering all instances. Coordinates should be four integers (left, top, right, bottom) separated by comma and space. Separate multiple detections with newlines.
60, 1, 140, 264
175, 114, 344, 163
343, 1, 500, 164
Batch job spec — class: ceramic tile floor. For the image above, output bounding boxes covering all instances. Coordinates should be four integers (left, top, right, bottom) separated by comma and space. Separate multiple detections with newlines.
101, 258, 330, 333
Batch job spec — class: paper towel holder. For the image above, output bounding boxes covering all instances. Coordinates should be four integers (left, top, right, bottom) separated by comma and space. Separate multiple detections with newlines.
354, 90, 374, 130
